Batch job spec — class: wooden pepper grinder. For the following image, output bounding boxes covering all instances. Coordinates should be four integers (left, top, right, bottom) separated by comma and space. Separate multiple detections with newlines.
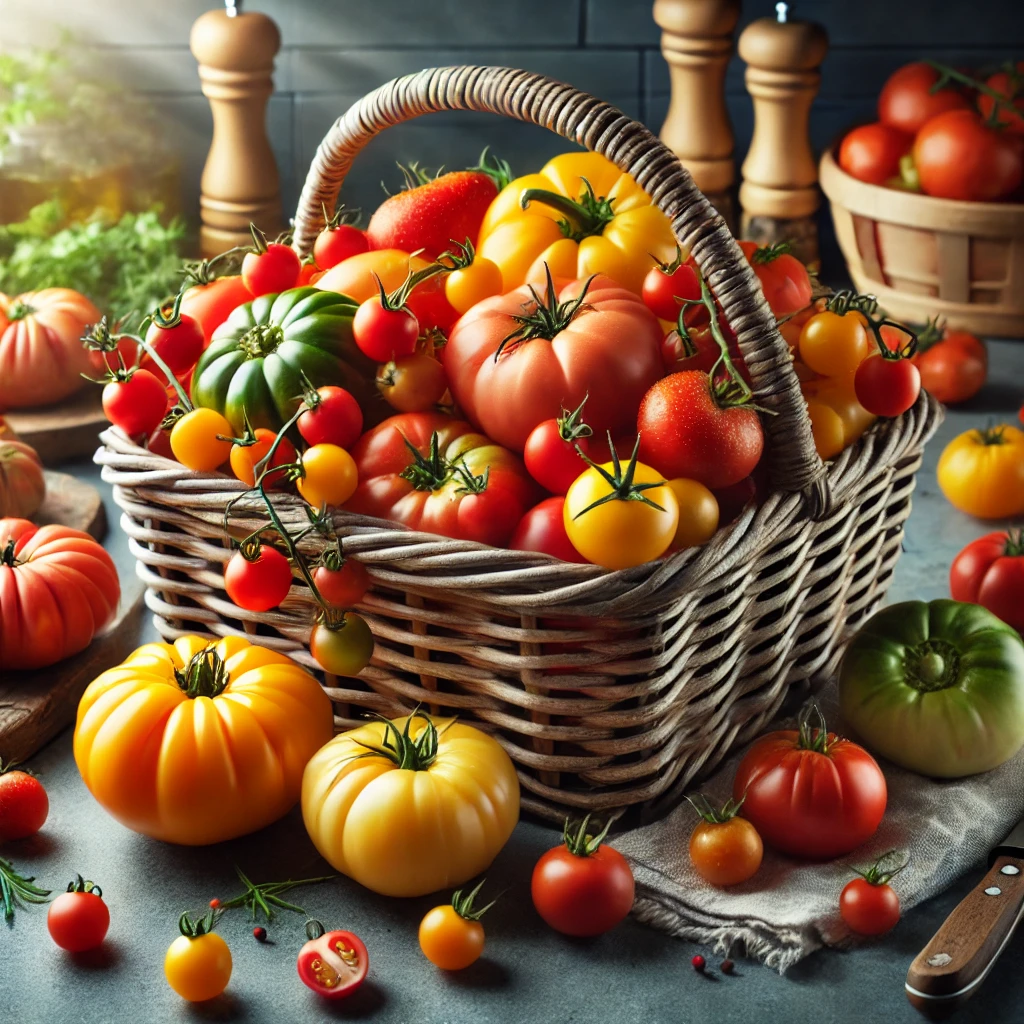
738, 2, 828, 268
654, 0, 741, 229
190, 0, 283, 258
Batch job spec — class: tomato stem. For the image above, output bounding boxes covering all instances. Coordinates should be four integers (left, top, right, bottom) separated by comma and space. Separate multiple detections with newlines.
751, 240, 793, 265
571, 433, 668, 518
351, 711, 442, 772
320, 201, 362, 231
795, 703, 837, 755
495, 265, 595, 359
1004, 529, 1024, 558
852, 850, 909, 887
557, 395, 593, 444
562, 813, 613, 857
175, 647, 229, 699
0, 538, 17, 568
826, 289, 918, 361
178, 908, 222, 938
65, 874, 103, 897
926, 60, 1022, 127
451, 879, 497, 921
469, 146, 514, 192
686, 793, 746, 824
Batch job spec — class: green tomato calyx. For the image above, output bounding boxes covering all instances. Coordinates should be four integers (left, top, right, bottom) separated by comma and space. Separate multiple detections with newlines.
66, 874, 103, 897
175, 647, 229, 700
495, 264, 594, 357
687, 792, 746, 825
852, 849, 909, 887
906, 640, 960, 692
563, 813, 613, 858
1005, 529, 1024, 558
353, 710, 444, 772
572, 432, 667, 518
239, 322, 285, 359
178, 908, 222, 939
451, 879, 497, 921
795, 703, 839, 756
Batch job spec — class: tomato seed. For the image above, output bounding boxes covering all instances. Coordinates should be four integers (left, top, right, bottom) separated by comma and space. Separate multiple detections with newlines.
253, 926, 267, 942
691, 954, 706, 972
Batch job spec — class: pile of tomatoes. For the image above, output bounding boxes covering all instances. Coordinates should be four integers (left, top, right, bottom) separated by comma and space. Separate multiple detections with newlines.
839, 60, 1024, 202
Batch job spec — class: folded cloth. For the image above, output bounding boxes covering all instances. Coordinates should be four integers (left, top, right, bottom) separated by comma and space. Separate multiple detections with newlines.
612, 685, 1024, 972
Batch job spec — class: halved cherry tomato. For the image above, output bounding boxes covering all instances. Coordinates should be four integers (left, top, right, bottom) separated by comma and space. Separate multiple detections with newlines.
102, 369, 169, 437
229, 428, 297, 488
510, 497, 588, 563
48, 877, 109, 952
310, 612, 374, 677
297, 386, 363, 451
224, 544, 292, 612
298, 444, 359, 508
313, 559, 371, 608
170, 408, 233, 472
297, 920, 368, 999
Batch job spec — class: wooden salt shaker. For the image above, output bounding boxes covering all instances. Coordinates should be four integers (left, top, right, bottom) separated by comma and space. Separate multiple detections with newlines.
190, 1, 282, 258
654, 0, 741, 229
738, 2, 828, 267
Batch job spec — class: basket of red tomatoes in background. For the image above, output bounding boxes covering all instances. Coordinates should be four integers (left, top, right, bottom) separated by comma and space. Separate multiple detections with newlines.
822, 59, 1024, 338
95, 66, 942, 824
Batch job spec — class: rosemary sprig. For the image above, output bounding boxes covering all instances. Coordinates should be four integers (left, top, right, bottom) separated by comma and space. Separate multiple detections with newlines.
217, 866, 335, 923
0, 857, 51, 923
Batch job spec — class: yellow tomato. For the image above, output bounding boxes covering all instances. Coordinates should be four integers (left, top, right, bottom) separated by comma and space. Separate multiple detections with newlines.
804, 372, 877, 447
477, 152, 677, 294
170, 408, 234, 472
937, 425, 1024, 519
799, 310, 872, 378
74, 635, 334, 845
806, 400, 846, 460
564, 459, 679, 569
314, 248, 431, 302
445, 257, 503, 314
298, 443, 358, 508
302, 713, 520, 897
165, 931, 232, 1002
419, 904, 484, 971
666, 478, 719, 549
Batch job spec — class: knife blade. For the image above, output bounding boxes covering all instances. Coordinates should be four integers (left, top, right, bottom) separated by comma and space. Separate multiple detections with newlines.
906, 818, 1024, 1019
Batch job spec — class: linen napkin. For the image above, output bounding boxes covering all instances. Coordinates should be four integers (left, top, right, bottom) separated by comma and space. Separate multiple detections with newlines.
612, 685, 1024, 972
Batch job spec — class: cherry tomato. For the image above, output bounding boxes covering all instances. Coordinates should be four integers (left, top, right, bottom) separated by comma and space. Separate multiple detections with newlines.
376, 353, 449, 413
229, 428, 297, 489
854, 354, 921, 418
297, 258, 320, 286
47, 877, 109, 952
353, 296, 419, 362
297, 920, 369, 998
950, 530, 1024, 633
510, 497, 589, 563
314, 224, 369, 270
102, 369, 169, 437
738, 241, 814, 321
445, 257, 503, 315
838, 122, 913, 186
419, 882, 493, 971
313, 558, 371, 608
298, 444, 359, 508
979, 63, 1024, 133
642, 258, 701, 322
806, 399, 846, 459
531, 816, 635, 937
170, 408, 234, 472
878, 62, 972, 135
224, 544, 292, 612
661, 324, 720, 375
311, 612, 374, 676
297, 385, 364, 450
523, 401, 593, 495
241, 242, 301, 297
143, 312, 205, 378
839, 852, 906, 936
0, 764, 48, 841
799, 310, 871, 378
687, 797, 763, 887
165, 914, 232, 1003
912, 328, 986, 406
665, 478, 719, 549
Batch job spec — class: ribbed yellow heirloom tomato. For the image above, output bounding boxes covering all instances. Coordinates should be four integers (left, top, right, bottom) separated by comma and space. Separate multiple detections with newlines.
74, 635, 334, 845
302, 713, 520, 897
937, 425, 1024, 519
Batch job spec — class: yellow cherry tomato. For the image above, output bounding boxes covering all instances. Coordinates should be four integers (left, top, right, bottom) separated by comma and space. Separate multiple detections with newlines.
298, 443, 358, 508
445, 257, 503, 314
563, 458, 679, 569
666, 478, 719, 549
803, 372, 877, 447
170, 408, 233, 472
799, 310, 872, 378
806, 400, 846, 460
419, 884, 490, 971
937, 425, 1024, 519
165, 930, 232, 1002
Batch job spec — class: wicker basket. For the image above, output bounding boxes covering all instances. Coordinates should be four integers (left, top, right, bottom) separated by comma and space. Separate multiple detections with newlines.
820, 148, 1024, 338
97, 67, 942, 825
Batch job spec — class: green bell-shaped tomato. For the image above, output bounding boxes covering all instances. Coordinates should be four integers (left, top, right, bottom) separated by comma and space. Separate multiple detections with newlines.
839, 600, 1024, 778
192, 287, 376, 434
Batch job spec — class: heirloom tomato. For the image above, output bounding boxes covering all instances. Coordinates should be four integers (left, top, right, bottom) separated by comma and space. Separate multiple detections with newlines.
419, 882, 493, 971
936, 425, 1024, 519
732, 705, 887, 860
878, 62, 971, 135
950, 530, 1024, 633
346, 412, 535, 547
228, 427, 296, 488
738, 241, 813, 320
840, 600, 1024, 778
310, 612, 374, 677
302, 712, 520, 897
102, 369, 169, 438
376, 352, 448, 413
510, 497, 588, 563
444, 273, 663, 452
838, 122, 913, 186
297, 384, 363, 450
48, 877, 109, 952
477, 151, 677, 294
687, 796, 763, 887
74, 635, 334, 844
224, 544, 292, 612
0, 519, 119, 671
169, 407, 233, 472
297, 920, 368, 998
531, 816, 635, 937
165, 912, 232, 1002
192, 287, 375, 434
840, 852, 906, 936
0, 439, 45, 519
180, 274, 252, 343
0, 762, 48, 841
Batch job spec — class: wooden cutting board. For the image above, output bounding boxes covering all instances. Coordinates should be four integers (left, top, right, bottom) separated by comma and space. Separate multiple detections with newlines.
4, 388, 108, 467
35, 471, 108, 541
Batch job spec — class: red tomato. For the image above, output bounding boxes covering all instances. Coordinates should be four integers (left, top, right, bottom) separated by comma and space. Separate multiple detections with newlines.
297, 385, 364, 451
732, 706, 887, 860
146, 427, 175, 460
878, 62, 972, 135
838, 123, 914, 186
313, 559, 371, 607
242, 243, 301, 297
914, 110, 1024, 202
229, 428, 297, 489
180, 275, 253, 343
142, 313, 204, 378
978, 63, 1024, 133
854, 355, 921, 417
314, 224, 369, 270
345, 412, 535, 547
913, 329, 987, 405
637, 371, 764, 490
444, 275, 664, 453
661, 324, 720, 375
840, 878, 901, 936
297, 922, 368, 1000
642, 258, 701, 322
47, 879, 110, 952
523, 400, 593, 495
510, 497, 588, 563
224, 544, 292, 612
0, 765, 48, 841
353, 297, 419, 363
950, 530, 1024, 633
102, 370, 170, 437
738, 241, 813, 320
531, 816, 635, 937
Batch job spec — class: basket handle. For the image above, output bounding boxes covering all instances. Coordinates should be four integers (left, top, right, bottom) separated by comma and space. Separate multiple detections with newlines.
292, 65, 828, 512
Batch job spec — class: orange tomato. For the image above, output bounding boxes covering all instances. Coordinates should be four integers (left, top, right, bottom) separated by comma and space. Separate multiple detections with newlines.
689, 814, 764, 887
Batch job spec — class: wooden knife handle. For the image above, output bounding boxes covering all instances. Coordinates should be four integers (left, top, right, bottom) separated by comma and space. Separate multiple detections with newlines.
906, 855, 1024, 1018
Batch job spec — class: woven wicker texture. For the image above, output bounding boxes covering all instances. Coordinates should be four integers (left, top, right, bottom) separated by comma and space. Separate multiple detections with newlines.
97, 67, 943, 823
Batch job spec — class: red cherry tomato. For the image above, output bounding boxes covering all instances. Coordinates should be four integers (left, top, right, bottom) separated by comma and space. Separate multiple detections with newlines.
353, 297, 419, 362
229, 428, 297, 489
854, 355, 921, 418
102, 369, 170, 437
224, 544, 293, 612
297, 922, 368, 1000
878, 62, 972, 135
531, 816, 635, 937
242, 242, 301, 297
314, 224, 370, 270
660, 324, 720, 375
297, 385, 364, 450
510, 497, 589, 563
0, 765, 48, 841
838, 123, 913, 186
142, 313, 205, 378
523, 402, 593, 495
47, 878, 110, 952
950, 530, 1024, 633
642, 258, 701, 322
909, 327, 987, 406
738, 241, 814, 320
313, 558, 371, 608
840, 878, 901, 936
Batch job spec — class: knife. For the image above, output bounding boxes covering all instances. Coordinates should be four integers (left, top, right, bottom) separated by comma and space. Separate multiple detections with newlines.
906, 818, 1024, 1018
